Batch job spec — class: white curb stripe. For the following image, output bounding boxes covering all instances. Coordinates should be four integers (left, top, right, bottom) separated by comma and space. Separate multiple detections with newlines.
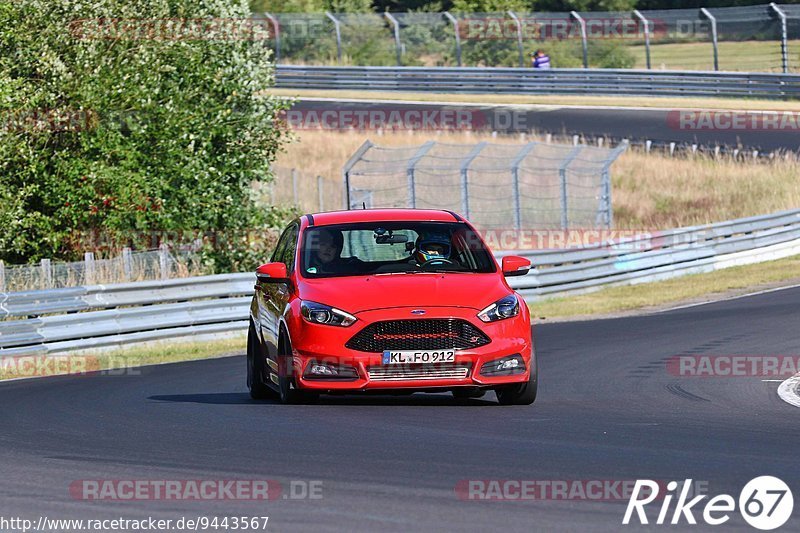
777, 372, 800, 408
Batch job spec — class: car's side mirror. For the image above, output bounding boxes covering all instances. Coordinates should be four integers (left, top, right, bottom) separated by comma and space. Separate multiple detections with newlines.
256, 262, 289, 283
501, 256, 532, 277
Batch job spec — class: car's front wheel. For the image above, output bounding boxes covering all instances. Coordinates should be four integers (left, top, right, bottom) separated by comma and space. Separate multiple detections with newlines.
277, 330, 319, 405
247, 322, 274, 400
495, 350, 538, 406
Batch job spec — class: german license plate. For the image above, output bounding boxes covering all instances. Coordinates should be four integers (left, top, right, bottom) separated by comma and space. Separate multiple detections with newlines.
382, 350, 456, 365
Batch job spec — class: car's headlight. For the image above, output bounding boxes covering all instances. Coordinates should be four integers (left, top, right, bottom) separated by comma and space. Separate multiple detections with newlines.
477, 294, 520, 322
301, 301, 357, 327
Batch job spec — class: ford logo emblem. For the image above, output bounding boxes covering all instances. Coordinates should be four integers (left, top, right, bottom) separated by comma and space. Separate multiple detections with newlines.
410, 309, 426, 315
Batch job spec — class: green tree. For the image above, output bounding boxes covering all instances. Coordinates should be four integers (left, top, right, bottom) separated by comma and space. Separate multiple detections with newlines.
0, 0, 291, 271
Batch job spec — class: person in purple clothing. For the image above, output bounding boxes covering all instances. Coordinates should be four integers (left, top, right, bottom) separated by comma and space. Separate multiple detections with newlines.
531, 49, 551, 69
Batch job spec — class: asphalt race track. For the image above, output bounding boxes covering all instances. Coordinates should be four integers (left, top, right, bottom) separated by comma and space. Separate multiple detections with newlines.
290, 99, 800, 154
1, 287, 799, 532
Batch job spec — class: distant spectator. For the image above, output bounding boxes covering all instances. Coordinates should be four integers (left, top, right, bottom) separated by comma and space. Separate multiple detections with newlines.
531, 50, 551, 69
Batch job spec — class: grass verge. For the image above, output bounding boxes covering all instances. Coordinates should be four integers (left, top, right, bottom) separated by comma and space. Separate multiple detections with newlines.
269, 88, 800, 112
0, 335, 246, 381
531, 254, 800, 321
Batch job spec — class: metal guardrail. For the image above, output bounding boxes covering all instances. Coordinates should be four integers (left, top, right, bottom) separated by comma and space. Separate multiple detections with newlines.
2, 209, 799, 357
275, 65, 800, 99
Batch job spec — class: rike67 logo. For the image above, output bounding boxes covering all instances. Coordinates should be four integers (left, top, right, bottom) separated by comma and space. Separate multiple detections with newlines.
624, 477, 793, 530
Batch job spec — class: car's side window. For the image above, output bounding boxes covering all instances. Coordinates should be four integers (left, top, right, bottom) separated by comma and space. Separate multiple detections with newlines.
278, 224, 300, 273
271, 225, 293, 264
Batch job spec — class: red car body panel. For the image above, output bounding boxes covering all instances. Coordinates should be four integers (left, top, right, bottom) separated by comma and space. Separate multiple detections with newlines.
249, 209, 535, 397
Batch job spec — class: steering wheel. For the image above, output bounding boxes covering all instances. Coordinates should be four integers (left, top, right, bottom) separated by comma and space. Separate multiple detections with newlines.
420, 258, 454, 269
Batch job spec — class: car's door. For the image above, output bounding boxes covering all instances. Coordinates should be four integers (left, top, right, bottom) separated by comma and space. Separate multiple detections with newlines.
256, 223, 298, 360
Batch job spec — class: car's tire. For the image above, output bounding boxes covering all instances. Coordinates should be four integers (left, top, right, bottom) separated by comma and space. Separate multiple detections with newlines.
495, 350, 538, 406
452, 387, 486, 400
277, 330, 319, 405
247, 322, 274, 400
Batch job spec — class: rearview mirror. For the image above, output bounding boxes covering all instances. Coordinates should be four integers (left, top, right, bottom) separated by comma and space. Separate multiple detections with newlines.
256, 262, 289, 283
502, 256, 532, 277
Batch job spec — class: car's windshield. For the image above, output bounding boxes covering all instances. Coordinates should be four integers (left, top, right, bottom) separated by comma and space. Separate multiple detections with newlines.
300, 222, 496, 278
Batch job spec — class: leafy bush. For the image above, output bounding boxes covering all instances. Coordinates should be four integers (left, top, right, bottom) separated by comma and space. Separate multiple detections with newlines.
0, 0, 291, 272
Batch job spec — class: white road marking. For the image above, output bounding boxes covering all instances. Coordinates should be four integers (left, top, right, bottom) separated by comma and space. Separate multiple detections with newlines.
657, 282, 800, 314
777, 372, 800, 408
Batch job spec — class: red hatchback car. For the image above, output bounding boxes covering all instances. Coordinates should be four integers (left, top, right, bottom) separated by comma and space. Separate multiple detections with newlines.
247, 209, 537, 405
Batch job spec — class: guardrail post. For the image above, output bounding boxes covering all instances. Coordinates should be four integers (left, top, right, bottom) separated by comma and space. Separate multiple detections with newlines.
0, 260, 5, 292
41, 258, 52, 289
507, 11, 525, 68
510, 142, 538, 230
384, 13, 403, 66
444, 12, 462, 66
633, 10, 651, 70
342, 140, 374, 209
559, 146, 583, 229
325, 12, 343, 64
84, 252, 96, 285
571, 11, 589, 68
122, 247, 133, 281
700, 8, 719, 71
460, 142, 487, 219
407, 141, 436, 208
291, 168, 299, 206
317, 175, 325, 211
264, 13, 281, 62
159, 244, 170, 280
771, 3, 789, 74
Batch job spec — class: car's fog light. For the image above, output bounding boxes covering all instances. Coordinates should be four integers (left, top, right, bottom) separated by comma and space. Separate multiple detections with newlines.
481, 354, 526, 377
310, 364, 337, 376
303, 361, 359, 381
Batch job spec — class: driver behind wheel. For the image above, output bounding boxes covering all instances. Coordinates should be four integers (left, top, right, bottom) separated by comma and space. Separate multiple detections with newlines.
414, 233, 452, 266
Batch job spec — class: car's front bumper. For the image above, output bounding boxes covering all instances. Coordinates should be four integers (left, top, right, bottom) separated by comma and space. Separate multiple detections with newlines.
289, 306, 532, 391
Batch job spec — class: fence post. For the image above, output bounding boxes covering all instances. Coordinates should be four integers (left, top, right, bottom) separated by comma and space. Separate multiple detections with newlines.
264, 13, 281, 62
122, 247, 133, 281
633, 10, 651, 70
559, 146, 583, 229
0, 260, 5, 292
384, 12, 403, 66
325, 12, 343, 64
570, 11, 589, 68
507, 11, 525, 68
291, 168, 299, 206
41, 258, 52, 289
84, 252, 96, 285
406, 141, 436, 209
510, 142, 537, 231
342, 140, 374, 209
700, 8, 719, 71
771, 3, 789, 74
444, 12, 462, 66
159, 244, 170, 280
459, 142, 487, 219
317, 175, 325, 212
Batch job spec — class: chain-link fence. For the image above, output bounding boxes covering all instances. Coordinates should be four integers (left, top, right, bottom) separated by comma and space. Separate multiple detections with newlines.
341, 140, 627, 230
0, 247, 202, 292
260, 166, 344, 213
259, 4, 799, 73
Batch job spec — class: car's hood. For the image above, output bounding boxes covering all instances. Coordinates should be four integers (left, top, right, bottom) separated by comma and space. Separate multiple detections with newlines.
299, 273, 510, 314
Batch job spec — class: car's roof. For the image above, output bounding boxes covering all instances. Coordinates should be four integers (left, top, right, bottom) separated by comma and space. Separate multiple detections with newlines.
304, 209, 463, 227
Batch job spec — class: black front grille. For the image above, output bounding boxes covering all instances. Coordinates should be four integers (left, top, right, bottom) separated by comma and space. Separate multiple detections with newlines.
346, 319, 491, 353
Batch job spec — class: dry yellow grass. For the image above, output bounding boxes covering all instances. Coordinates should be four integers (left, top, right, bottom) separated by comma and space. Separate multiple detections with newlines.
275, 130, 800, 229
